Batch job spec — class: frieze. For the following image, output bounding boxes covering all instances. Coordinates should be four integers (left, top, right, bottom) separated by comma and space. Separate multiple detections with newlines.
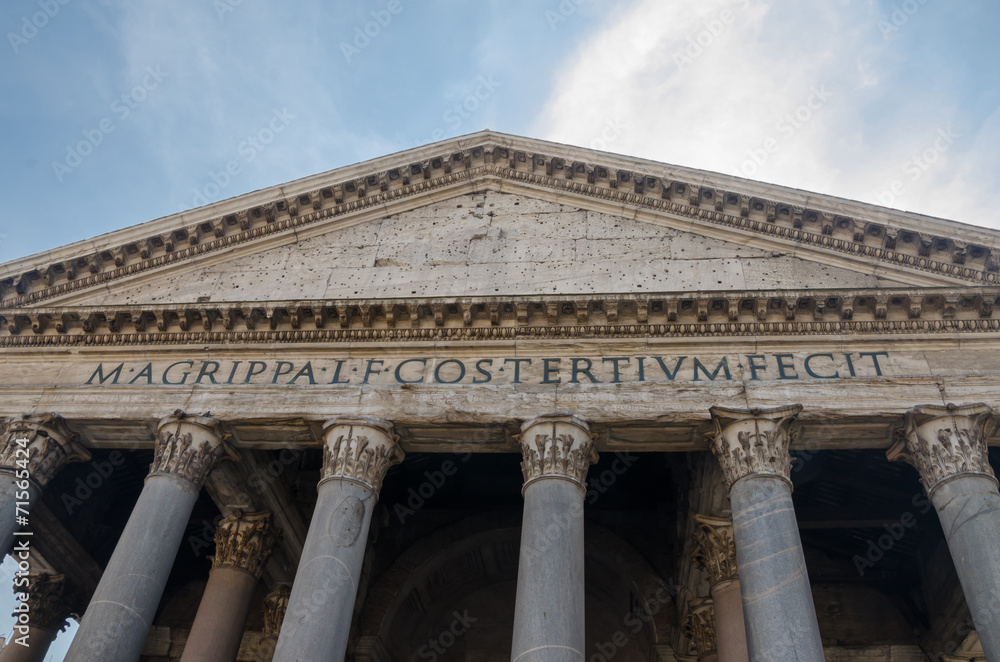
2, 137, 999, 307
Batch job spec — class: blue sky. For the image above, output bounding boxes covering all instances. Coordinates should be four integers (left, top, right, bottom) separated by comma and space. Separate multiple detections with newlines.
1, 0, 999, 657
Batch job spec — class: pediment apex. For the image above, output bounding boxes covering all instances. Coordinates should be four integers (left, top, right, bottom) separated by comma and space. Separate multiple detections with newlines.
3, 131, 1000, 308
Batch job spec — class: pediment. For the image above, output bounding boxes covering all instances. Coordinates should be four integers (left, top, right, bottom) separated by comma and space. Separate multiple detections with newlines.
2, 130, 999, 311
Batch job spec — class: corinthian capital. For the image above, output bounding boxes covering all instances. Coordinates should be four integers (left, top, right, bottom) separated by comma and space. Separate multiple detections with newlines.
691, 514, 739, 588
212, 511, 280, 579
519, 414, 598, 492
321, 417, 402, 493
25, 573, 71, 632
682, 597, 718, 658
1, 414, 91, 488
887, 403, 996, 492
708, 404, 802, 491
262, 585, 291, 637
151, 410, 237, 487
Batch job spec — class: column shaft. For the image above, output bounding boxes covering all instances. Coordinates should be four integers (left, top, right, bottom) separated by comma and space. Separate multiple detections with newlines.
65, 474, 200, 661
180, 566, 258, 662
710, 580, 748, 662
273, 479, 374, 660
729, 476, 824, 660
0, 627, 57, 662
929, 475, 1000, 659
511, 479, 586, 661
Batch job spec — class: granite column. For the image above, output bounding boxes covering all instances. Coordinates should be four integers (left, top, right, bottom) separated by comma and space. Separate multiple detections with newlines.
708, 405, 824, 662
887, 403, 1000, 660
65, 411, 235, 662
510, 414, 597, 662
273, 417, 403, 662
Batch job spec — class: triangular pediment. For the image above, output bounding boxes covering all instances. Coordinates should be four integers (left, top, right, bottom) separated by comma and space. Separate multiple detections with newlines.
2, 130, 999, 311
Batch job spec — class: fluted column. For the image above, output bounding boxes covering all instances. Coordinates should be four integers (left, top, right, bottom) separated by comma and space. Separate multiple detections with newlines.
0, 573, 71, 662
511, 414, 597, 662
887, 403, 1000, 660
0, 415, 90, 555
65, 410, 236, 662
181, 511, 279, 662
683, 598, 718, 662
691, 515, 749, 662
274, 417, 403, 662
255, 586, 290, 662
708, 405, 823, 662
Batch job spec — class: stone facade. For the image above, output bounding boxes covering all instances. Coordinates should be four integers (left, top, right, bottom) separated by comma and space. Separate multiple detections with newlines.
0, 132, 996, 661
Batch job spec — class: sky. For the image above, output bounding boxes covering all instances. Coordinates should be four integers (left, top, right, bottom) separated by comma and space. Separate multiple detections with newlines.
0, 0, 999, 657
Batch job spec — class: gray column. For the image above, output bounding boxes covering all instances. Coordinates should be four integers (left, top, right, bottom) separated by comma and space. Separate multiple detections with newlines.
0, 415, 90, 555
511, 414, 597, 662
273, 417, 403, 662
181, 511, 278, 662
691, 515, 749, 662
887, 403, 1000, 660
255, 585, 290, 662
682, 598, 718, 662
65, 411, 235, 662
708, 405, 824, 662
0, 573, 70, 662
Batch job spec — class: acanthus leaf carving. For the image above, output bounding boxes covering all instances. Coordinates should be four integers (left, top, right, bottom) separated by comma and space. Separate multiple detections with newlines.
690, 514, 739, 588
211, 510, 280, 579
321, 418, 402, 493
262, 585, 291, 637
708, 405, 802, 491
150, 410, 236, 487
0, 414, 90, 488
519, 415, 597, 491
682, 597, 718, 657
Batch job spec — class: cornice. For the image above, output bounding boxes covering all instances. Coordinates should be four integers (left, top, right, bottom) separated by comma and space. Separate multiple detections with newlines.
3, 133, 1000, 308
0, 288, 997, 347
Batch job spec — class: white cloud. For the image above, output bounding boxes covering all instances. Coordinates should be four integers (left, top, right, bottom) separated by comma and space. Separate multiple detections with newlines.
535, 0, 1000, 230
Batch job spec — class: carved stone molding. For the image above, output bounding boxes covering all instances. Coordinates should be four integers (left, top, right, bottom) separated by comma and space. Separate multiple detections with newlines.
262, 585, 291, 638
519, 414, 598, 492
709, 405, 803, 491
150, 410, 237, 487
887, 403, 996, 492
211, 510, 280, 579
320, 417, 403, 493
24, 573, 71, 632
0, 414, 91, 488
690, 514, 739, 588
682, 597, 718, 657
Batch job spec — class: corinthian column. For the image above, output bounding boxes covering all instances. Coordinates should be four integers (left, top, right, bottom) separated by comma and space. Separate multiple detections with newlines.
0, 573, 71, 662
0, 415, 90, 554
274, 417, 403, 662
180, 511, 279, 662
691, 515, 748, 662
682, 598, 718, 662
887, 403, 1000, 660
511, 414, 597, 662
255, 585, 290, 662
65, 411, 236, 662
708, 405, 824, 662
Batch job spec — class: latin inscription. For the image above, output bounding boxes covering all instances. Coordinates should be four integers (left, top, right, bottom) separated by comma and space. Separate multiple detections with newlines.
85, 352, 890, 386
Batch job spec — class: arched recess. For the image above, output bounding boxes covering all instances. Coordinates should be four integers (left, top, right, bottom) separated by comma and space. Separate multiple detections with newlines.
354, 512, 675, 661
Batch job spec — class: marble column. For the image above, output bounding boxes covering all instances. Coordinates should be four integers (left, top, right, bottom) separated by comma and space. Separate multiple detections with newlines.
0, 573, 71, 662
691, 515, 749, 662
683, 598, 718, 662
708, 405, 824, 662
255, 585, 290, 662
181, 511, 279, 662
0, 415, 90, 555
511, 414, 598, 662
887, 403, 1000, 660
65, 410, 236, 662
273, 417, 403, 662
